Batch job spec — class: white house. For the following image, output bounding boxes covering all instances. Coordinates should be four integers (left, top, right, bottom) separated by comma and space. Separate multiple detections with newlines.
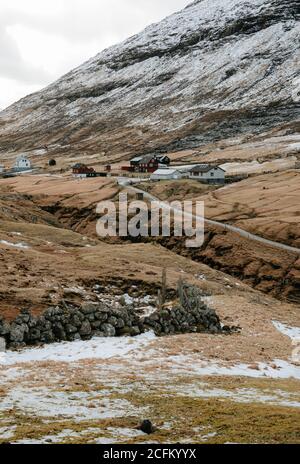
189, 165, 225, 184
150, 168, 183, 181
14, 155, 31, 171
0, 165, 5, 173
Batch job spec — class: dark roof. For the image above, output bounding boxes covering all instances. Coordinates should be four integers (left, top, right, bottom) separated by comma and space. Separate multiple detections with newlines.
156, 155, 170, 162
137, 154, 158, 164
72, 163, 86, 168
131, 153, 170, 164
190, 164, 224, 173
130, 156, 143, 163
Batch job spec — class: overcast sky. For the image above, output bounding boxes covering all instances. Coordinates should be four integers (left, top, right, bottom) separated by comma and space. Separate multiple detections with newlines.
0, 0, 190, 110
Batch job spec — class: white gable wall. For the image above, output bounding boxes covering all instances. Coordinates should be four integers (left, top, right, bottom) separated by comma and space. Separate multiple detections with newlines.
190, 167, 225, 181
15, 156, 31, 170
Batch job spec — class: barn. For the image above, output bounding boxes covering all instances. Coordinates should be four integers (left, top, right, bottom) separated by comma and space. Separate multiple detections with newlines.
151, 168, 183, 181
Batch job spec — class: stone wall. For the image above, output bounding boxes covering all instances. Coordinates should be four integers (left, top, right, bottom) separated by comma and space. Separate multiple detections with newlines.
143, 297, 241, 336
143, 304, 224, 336
0, 303, 144, 350
0, 284, 240, 350
143, 283, 238, 336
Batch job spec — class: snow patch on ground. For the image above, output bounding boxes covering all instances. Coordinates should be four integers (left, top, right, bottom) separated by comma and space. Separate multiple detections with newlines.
0, 426, 17, 440
221, 157, 297, 175
0, 332, 156, 365
0, 387, 140, 421
168, 355, 300, 380
0, 240, 29, 249
273, 321, 300, 342
172, 385, 300, 408
107, 427, 144, 440
285, 142, 300, 151
13, 427, 113, 444
14, 429, 77, 445
1, 334, 299, 380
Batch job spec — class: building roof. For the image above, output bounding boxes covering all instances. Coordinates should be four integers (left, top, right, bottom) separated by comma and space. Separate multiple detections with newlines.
72, 163, 87, 168
130, 156, 143, 163
140, 154, 158, 163
189, 164, 225, 173
156, 155, 170, 161
131, 154, 162, 164
151, 168, 180, 176
16, 155, 29, 161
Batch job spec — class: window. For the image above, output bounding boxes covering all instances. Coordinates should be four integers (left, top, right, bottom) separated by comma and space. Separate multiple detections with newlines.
211, 172, 214, 177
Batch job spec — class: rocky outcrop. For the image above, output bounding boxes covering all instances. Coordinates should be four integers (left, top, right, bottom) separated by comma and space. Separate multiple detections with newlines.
0, 193, 61, 226
154, 230, 300, 303
0, 0, 299, 159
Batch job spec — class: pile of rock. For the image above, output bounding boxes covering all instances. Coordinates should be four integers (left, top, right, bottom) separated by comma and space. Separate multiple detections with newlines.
143, 281, 238, 336
143, 303, 223, 336
0, 302, 144, 350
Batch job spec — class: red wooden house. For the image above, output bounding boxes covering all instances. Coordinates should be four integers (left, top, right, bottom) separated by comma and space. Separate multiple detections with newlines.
122, 154, 170, 173
72, 163, 96, 177
72, 163, 108, 178
72, 163, 95, 175
136, 154, 159, 173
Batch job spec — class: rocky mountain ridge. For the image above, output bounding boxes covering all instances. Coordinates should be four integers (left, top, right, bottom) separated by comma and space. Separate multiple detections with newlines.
0, 0, 299, 159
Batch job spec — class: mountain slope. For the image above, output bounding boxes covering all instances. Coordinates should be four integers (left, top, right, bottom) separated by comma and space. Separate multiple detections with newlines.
0, 0, 299, 160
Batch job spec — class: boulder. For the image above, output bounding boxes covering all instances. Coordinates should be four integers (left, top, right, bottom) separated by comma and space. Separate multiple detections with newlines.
130, 326, 141, 336
101, 323, 116, 337
116, 318, 125, 329
40, 330, 55, 344
95, 311, 108, 322
139, 420, 157, 435
107, 316, 118, 327
28, 328, 41, 341
65, 324, 78, 334
52, 323, 67, 340
81, 303, 97, 315
79, 321, 92, 336
9, 323, 28, 343
0, 337, 6, 352
0, 320, 10, 336
91, 321, 102, 330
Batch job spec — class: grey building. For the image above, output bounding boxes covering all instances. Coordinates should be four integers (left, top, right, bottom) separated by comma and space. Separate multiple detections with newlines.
189, 165, 226, 184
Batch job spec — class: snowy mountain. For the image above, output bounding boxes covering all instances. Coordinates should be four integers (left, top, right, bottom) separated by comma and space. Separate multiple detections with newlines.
0, 0, 299, 159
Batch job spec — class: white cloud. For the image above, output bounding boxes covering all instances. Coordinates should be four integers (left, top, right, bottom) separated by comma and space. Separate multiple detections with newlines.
0, 25, 50, 84
0, 0, 190, 110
